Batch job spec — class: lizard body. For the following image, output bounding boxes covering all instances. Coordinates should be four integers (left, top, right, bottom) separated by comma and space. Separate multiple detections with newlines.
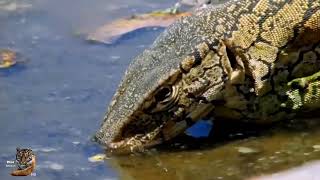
95, 0, 320, 153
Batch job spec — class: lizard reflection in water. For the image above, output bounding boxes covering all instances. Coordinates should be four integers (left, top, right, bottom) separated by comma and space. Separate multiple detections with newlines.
95, 0, 320, 153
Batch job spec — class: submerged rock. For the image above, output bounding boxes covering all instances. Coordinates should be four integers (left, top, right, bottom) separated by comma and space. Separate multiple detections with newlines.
237, 147, 260, 154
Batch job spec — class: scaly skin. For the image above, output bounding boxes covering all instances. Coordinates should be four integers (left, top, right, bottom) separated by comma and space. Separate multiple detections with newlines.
95, 0, 320, 153
285, 71, 320, 111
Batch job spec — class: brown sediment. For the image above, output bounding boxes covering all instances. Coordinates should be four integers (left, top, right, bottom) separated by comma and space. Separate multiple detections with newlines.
11, 156, 36, 176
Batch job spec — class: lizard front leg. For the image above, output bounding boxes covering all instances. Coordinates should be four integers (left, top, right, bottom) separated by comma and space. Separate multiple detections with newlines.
283, 71, 320, 111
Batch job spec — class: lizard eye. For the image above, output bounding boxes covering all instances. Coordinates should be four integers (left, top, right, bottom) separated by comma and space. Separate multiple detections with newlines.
155, 86, 172, 102
149, 85, 179, 113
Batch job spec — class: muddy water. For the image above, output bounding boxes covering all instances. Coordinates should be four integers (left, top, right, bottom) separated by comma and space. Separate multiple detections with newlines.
1, 0, 320, 180
109, 119, 320, 180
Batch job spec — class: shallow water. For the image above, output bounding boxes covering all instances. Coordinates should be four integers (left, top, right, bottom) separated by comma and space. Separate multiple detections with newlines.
110, 118, 320, 180
1, 0, 320, 180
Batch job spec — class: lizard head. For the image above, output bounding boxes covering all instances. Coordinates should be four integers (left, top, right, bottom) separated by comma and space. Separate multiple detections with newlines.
95, 11, 235, 153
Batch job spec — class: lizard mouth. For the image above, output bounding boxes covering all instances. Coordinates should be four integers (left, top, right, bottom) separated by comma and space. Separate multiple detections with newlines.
106, 104, 214, 154
107, 125, 165, 154
106, 122, 188, 154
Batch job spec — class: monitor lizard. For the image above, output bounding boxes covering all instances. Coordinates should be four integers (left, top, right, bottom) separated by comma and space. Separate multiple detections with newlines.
95, 0, 320, 153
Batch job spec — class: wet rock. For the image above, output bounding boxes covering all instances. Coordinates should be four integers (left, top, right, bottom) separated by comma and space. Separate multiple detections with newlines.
87, 11, 191, 44
312, 145, 320, 150
88, 154, 106, 162
237, 146, 259, 154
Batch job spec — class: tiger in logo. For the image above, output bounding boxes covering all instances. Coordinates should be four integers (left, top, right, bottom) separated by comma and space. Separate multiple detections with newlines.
11, 148, 36, 176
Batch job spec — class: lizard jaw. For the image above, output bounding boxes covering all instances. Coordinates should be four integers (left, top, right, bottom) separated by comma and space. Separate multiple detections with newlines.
106, 103, 215, 154
106, 125, 165, 154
